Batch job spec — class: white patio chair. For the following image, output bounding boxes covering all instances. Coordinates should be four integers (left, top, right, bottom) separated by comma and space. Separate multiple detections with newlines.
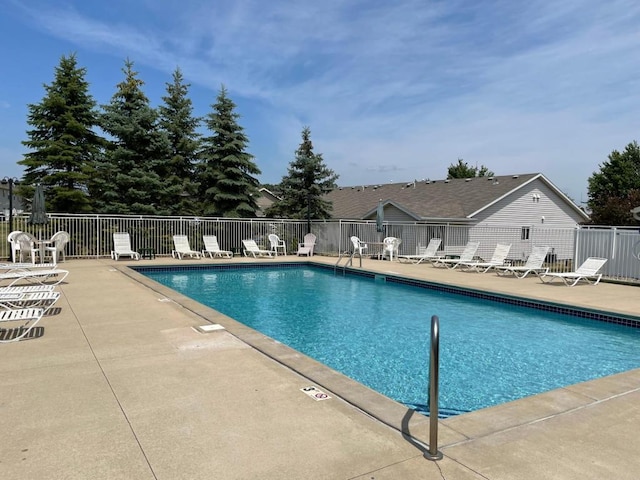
7, 230, 23, 263
268, 234, 286, 256
44, 231, 70, 264
381, 237, 402, 261
296, 233, 316, 256
350, 236, 368, 258
14, 232, 41, 264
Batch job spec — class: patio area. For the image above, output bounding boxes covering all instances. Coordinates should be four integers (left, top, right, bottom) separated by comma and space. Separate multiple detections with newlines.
2, 256, 640, 479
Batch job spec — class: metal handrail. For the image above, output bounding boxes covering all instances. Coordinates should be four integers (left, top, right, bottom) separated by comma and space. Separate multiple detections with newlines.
424, 314, 443, 461
333, 250, 353, 275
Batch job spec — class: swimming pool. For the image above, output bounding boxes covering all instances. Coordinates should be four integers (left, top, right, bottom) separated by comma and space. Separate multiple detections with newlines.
141, 264, 640, 416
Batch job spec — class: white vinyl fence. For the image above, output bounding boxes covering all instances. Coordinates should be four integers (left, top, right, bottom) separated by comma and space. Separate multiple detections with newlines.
4, 214, 640, 283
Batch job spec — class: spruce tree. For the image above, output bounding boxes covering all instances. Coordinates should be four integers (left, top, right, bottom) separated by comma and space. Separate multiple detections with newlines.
158, 68, 201, 215
92, 59, 171, 214
20, 53, 103, 213
265, 127, 338, 219
199, 86, 261, 217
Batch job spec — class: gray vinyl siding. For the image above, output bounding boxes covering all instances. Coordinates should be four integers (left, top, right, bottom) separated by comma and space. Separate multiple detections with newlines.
467, 179, 581, 262
364, 205, 416, 222
474, 179, 583, 227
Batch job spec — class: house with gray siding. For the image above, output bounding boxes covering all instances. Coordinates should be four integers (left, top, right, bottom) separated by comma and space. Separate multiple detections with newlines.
0, 183, 24, 220
324, 173, 589, 262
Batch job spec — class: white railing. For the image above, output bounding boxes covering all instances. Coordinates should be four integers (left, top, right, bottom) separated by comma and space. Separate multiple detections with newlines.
3, 214, 639, 283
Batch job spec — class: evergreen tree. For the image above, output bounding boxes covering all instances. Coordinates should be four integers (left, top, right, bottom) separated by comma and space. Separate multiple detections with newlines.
447, 158, 494, 179
588, 141, 640, 225
19, 53, 103, 213
199, 86, 261, 217
158, 67, 201, 215
265, 126, 338, 220
92, 59, 171, 214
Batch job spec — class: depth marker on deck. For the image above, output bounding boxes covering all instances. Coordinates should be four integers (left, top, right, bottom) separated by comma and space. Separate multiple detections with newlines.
301, 386, 331, 401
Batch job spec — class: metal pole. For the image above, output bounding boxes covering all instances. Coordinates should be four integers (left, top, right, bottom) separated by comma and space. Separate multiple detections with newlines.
424, 314, 443, 461
8, 179, 13, 235
306, 193, 311, 234
3, 177, 16, 261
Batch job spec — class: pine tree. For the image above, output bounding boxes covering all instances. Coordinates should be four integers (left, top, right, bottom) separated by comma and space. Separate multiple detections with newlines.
19, 53, 103, 213
265, 127, 338, 220
158, 67, 201, 215
199, 86, 261, 217
92, 59, 171, 214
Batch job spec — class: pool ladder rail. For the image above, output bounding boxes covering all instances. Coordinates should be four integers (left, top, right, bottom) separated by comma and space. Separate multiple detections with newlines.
334, 249, 363, 274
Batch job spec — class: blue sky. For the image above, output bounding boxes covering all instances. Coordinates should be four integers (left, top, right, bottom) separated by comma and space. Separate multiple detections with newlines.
2, 0, 640, 204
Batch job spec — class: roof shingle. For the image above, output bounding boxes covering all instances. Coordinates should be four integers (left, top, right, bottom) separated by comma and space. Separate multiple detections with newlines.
324, 173, 541, 220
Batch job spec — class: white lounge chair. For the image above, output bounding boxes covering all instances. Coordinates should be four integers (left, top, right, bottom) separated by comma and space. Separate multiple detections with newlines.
495, 246, 550, 278
540, 257, 608, 286
111, 232, 140, 260
172, 235, 201, 259
432, 241, 480, 269
381, 237, 402, 261
242, 239, 274, 258
268, 234, 287, 256
459, 243, 512, 273
0, 268, 69, 287
0, 285, 55, 294
0, 307, 46, 343
202, 235, 233, 258
398, 238, 443, 264
0, 262, 58, 271
296, 233, 316, 256
0, 290, 60, 310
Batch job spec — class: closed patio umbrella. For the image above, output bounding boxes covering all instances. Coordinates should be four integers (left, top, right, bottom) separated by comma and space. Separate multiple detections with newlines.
376, 199, 384, 233
28, 184, 49, 240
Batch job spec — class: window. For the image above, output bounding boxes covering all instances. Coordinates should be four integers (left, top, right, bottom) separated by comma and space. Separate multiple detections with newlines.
521, 227, 530, 240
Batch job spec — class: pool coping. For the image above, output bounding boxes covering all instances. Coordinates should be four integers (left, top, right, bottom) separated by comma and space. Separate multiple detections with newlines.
118, 258, 640, 451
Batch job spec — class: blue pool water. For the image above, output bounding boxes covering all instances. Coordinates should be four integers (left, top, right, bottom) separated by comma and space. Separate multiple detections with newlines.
143, 265, 640, 415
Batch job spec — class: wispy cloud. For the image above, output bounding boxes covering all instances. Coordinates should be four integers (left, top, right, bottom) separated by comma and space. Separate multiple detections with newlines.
6, 0, 640, 199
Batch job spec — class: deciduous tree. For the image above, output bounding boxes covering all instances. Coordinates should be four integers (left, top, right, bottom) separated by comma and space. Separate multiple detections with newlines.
588, 141, 640, 225
447, 159, 494, 179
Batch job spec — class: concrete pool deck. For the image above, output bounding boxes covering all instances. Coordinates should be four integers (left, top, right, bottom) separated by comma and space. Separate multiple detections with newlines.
2, 256, 640, 479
